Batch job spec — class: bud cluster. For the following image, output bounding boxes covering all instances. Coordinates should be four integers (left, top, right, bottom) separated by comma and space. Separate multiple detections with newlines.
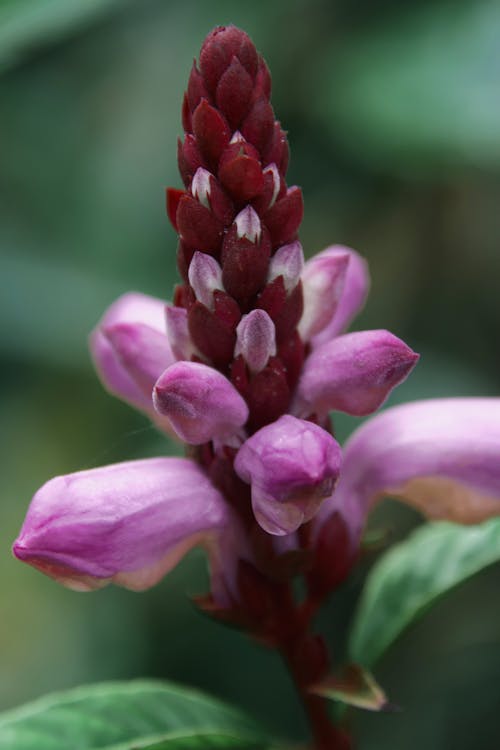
166, 26, 305, 432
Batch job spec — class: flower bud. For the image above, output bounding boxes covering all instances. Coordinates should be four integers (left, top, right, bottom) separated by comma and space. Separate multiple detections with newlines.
219, 142, 264, 201
268, 240, 304, 293
176, 193, 223, 252
234, 415, 342, 535
295, 330, 419, 418
192, 99, 231, 170
235, 310, 276, 373
188, 251, 224, 309
264, 186, 304, 249
215, 56, 254, 129
89, 293, 173, 416
221, 208, 271, 300
153, 361, 249, 444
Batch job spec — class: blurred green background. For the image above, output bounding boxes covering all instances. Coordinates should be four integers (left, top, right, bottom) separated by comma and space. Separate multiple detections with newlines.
1, 0, 500, 747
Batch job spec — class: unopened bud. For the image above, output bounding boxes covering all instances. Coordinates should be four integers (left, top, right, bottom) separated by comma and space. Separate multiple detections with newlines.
153, 361, 249, 444
235, 415, 342, 535
235, 310, 276, 373
188, 251, 224, 309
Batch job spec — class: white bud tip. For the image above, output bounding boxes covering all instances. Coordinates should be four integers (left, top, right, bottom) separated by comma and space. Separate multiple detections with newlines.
191, 167, 212, 209
235, 206, 261, 243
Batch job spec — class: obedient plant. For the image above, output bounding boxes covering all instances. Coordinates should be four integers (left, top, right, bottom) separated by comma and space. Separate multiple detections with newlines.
11, 26, 500, 750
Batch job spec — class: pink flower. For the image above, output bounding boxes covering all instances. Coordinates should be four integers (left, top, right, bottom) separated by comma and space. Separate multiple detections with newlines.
13, 25, 500, 611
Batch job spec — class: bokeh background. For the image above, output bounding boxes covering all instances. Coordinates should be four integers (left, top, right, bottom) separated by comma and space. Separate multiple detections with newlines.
1, 0, 500, 747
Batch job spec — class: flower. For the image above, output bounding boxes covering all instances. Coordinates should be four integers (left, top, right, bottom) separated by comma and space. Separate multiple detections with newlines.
315, 398, 500, 546
234, 415, 342, 535
13, 25, 500, 611
13, 458, 234, 597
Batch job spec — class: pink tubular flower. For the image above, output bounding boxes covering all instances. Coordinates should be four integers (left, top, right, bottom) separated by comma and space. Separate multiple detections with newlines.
294, 330, 419, 418
315, 398, 500, 548
235, 415, 342, 535
13, 458, 234, 599
89, 292, 174, 419
153, 361, 248, 444
13, 25, 500, 626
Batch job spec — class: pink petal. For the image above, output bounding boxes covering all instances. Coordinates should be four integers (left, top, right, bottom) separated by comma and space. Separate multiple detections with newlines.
295, 330, 419, 417
103, 323, 174, 398
235, 309, 276, 373
298, 249, 349, 341
317, 398, 500, 544
13, 458, 231, 593
188, 251, 223, 309
153, 361, 249, 444
89, 292, 172, 416
234, 415, 342, 535
268, 241, 304, 293
312, 247, 370, 346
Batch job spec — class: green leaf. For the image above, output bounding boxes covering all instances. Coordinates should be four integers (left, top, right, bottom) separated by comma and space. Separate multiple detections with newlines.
319, 0, 500, 173
0, 0, 121, 72
0, 680, 272, 750
311, 665, 391, 712
350, 518, 500, 668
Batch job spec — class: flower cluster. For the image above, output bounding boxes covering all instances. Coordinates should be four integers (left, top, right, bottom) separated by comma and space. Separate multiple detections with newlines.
14, 25, 500, 669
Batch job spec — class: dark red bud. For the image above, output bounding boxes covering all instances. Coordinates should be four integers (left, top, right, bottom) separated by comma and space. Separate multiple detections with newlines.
252, 166, 283, 213
220, 138, 261, 164
200, 26, 258, 96
166, 187, 184, 231
263, 186, 303, 248
273, 281, 304, 343
278, 330, 305, 389
206, 176, 235, 224
178, 135, 204, 187
219, 153, 264, 201
181, 93, 192, 133
188, 301, 236, 367
192, 99, 231, 170
253, 59, 271, 100
176, 193, 223, 252
263, 123, 289, 175
213, 289, 241, 329
308, 512, 356, 597
241, 96, 275, 155
216, 56, 254, 129
221, 225, 271, 300
173, 282, 195, 309
247, 357, 290, 430
187, 61, 209, 113
230, 354, 250, 397
257, 276, 287, 320
176, 242, 196, 284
